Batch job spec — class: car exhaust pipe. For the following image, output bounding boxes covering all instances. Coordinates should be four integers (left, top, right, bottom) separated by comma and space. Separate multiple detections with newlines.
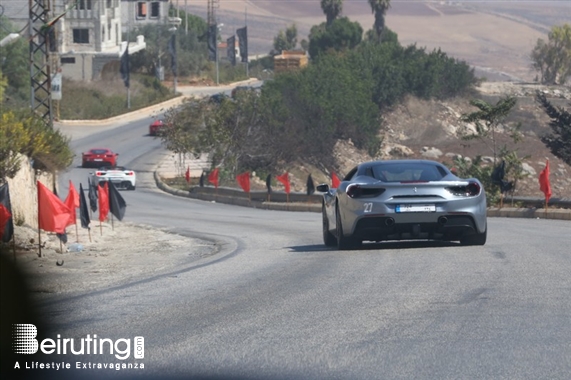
385, 218, 395, 226
438, 216, 448, 225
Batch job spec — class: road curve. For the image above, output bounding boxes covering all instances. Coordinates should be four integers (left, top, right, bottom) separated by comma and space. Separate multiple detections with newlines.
38, 111, 571, 380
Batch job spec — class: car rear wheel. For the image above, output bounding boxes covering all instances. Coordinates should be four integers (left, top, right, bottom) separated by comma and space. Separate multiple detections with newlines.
335, 206, 359, 250
322, 204, 336, 247
460, 227, 487, 246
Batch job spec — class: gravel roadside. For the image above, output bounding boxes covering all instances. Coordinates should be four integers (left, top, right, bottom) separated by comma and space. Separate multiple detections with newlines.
8, 221, 218, 295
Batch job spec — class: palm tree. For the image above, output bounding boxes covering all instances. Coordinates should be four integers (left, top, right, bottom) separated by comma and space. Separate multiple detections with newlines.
368, 0, 391, 40
321, 0, 343, 26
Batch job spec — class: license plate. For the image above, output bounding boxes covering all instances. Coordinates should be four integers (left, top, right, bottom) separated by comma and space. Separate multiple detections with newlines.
94, 158, 103, 161
396, 204, 435, 213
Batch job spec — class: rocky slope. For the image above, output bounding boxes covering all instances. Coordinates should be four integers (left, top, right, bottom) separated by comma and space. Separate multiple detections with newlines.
290, 82, 571, 200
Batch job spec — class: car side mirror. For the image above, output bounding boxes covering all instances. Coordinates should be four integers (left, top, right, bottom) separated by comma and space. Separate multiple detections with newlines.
316, 184, 330, 193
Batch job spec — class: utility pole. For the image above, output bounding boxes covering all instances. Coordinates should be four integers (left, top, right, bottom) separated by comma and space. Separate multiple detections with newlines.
207, 0, 220, 85
29, 0, 53, 127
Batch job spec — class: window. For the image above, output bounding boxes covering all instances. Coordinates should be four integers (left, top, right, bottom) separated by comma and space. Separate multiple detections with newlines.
150, 2, 160, 18
106, 0, 112, 8
61, 57, 76, 64
137, 2, 147, 18
78, 0, 92, 10
72, 29, 89, 44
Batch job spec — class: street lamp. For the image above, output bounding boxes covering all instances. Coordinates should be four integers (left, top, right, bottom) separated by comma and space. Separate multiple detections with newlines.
216, 23, 223, 86
168, 26, 177, 94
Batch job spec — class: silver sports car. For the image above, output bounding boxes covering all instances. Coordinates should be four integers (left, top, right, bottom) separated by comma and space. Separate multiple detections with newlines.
317, 160, 487, 249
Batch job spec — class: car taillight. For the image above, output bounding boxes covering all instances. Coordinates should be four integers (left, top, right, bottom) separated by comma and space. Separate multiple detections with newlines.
105, 155, 113, 157
126, 171, 134, 176
96, 171, 104, 176
347, 185, 385, 198
446, 181, 481, 197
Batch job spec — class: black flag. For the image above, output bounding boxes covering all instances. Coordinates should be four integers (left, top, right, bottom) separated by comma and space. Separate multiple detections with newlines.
199, 172, 205, 187
79, 183, 90, 229
265, 174, 272, 194
491, 160, 514, 193
227, 35, 236, 66
108, 181, 127, 221
168, 34, 177, 76
306, 174, 315, 196
0, 183, 14, 243
236, 26, 248, 63
56, 232, 67, 244
120, 44, 130, 88
491, 160, 505, 184
88, 179, 98, 212
208, 24, 217, 62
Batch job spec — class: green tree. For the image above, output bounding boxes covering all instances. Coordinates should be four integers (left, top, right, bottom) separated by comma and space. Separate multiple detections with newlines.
129, 14, 208, 78
531, 23, 571, 84
460, 96, 522, 165
368, 0, 391, 40
273, 24, 298, 54
536, 91, 571, 165
0, 18, 29, 106
0, 111, 73, 180
364, 27, 398, 44
321, 0, 343, 26
308, 18, 363, 59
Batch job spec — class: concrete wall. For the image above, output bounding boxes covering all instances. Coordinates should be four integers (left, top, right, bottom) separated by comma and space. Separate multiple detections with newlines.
6, 155, 55, 228
60, 53, 94, 81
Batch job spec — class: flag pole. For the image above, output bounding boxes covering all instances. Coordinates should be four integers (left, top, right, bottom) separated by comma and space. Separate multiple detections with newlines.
37, 182, 42, 258
59, 238, 63, 254
75, 220, 79, 243
245, 6, 249, 78
88, 228, 92, 243
499, 192, 504, 209
100, 220, 102, 236
111, 212, 114, 230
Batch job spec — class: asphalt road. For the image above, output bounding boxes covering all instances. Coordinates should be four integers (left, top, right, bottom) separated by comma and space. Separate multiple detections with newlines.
24, 105, 571, 380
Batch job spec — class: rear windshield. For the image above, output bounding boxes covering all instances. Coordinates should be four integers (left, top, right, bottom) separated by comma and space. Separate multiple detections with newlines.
90, 149, 109, 155
372, 163, 446, 182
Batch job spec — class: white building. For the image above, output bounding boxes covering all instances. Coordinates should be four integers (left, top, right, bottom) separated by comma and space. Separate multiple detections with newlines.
121, 0, 170, 33
55, 0, 146, 81
1, 0, 147, 81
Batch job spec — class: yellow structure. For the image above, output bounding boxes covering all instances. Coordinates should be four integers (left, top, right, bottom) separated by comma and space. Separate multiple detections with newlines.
273, 50, 308, 73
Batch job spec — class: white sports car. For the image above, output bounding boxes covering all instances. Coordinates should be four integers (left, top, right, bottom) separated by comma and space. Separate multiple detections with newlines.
90, 166, 136, 190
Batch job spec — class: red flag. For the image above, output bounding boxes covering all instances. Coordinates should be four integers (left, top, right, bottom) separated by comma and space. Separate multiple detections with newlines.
0, 183, 14, 242
539, 159, 552, 203
0, 204, 11, 239
276, 172, 290, 194
331, 172, 341, 189
98, 182, 110, 222
64, 181, 79, 226
185, 167, 190, 184
236, 171, 250, 193
208, 168, 220, 188
37, 181, 71, 234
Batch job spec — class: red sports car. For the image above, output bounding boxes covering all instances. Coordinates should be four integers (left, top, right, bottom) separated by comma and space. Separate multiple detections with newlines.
81, 148, 118, 168
149, 119, 166, 136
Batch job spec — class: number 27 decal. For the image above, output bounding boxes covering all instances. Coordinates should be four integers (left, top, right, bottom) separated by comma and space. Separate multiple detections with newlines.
364, 203, 373, 213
